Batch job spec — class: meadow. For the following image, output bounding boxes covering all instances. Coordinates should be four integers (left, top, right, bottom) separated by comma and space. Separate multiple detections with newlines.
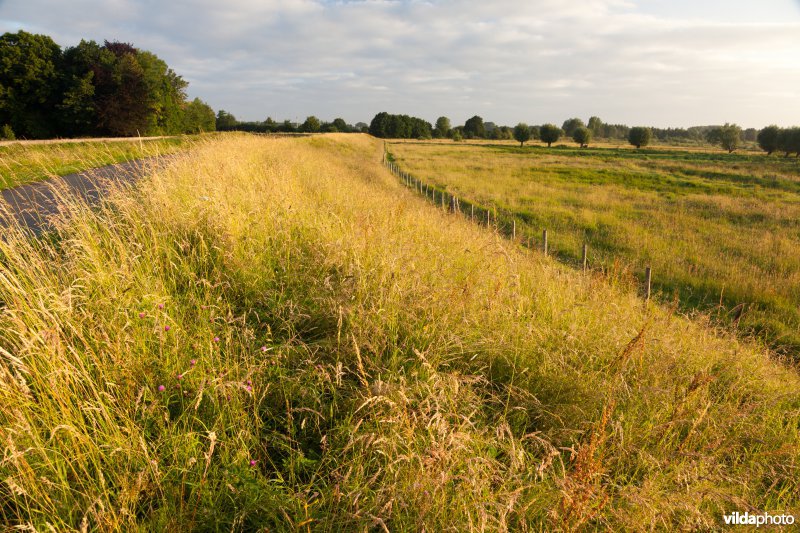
389, 140, 800, 357
0, 137, 196, 190
1, 133, 799, 530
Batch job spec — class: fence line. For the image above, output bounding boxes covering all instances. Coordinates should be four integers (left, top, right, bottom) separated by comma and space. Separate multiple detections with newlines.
383, 147, 653, 302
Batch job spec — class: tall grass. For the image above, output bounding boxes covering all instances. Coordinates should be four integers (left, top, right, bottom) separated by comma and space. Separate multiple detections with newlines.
1, 133, 798, 530
390, 141, 800, 357
0, 137, 196, 190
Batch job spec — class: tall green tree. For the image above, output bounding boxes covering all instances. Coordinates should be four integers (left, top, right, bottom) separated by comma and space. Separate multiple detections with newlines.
183, 98, 215, 133
56, 70, 95, 137
628, 127, 652, 149
216, 110, 237, 130
717, 123, 742, 153
434, 116, 450, 138
369, 112, 390, 137
463, 115, 485, 138
332, 118, 349, 132
137, 50, 188, 134
573, 126, 591, 148
587, 116, 603, 137
539, 123, 561, 147
778, 127, 800, 157
513, 122, 531, 147
93, 44, 152, 136
0, 30, 63, 138
301, 116, 321, 133
561, 117, 585, 138
757, 125, 780, 155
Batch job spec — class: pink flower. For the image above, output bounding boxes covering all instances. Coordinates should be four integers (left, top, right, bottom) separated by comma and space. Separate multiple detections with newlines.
260, 346, 268, 352
177, 373, 183, 380
249, 459, 257, 467
157, 385, 165, 392
139, 312, 146, 319
245, 385, 252, 392
213, 336, 220, 343
164, 325, 171, 332
190, 359, 197, 366
158, 303, 164, 310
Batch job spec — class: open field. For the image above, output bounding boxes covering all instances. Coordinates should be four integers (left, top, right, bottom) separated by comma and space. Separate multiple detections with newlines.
0, 136, 198, 190
389, 141, 800, 357
1, 133, 799, 530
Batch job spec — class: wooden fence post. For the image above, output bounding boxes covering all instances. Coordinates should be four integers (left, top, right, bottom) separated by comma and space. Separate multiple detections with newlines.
582, 243, 588, 272
645, 266, 652, 302
471, 204, 474, 221
543, 229, 548, 256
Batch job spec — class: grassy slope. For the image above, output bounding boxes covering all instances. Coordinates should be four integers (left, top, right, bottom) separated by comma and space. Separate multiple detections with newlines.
0, 137, 195, 190
0, 134, 798, 530
390, 141, 800, 356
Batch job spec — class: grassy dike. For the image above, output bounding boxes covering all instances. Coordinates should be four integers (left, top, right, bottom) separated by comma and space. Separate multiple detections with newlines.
0, 137, 196, 190
0, 133, 798, 530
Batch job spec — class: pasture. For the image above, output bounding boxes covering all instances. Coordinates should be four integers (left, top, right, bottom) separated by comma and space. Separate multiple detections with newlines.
389, 140, 800, 357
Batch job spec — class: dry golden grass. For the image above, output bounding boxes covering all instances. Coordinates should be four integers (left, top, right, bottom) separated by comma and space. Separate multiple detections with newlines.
0, 133, 798, 530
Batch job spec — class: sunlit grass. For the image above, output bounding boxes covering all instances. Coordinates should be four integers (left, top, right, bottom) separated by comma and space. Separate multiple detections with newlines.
0, 136, 199, 190
390, 140, 800, 356
0, 133, 798, 530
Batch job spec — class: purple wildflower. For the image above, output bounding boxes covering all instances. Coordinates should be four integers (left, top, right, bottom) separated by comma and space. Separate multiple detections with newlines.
213, 336, 220, 343
249, 459, 257, 467
158, 303, 164, 310
164, 325, 171, 332
139, 312, 146, 319
190, 359, 197, 366
157, 385, 165, 392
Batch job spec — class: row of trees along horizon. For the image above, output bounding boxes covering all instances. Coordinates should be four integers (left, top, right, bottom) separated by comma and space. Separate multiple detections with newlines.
0, 31, 215, 139
215, 111, 800, 156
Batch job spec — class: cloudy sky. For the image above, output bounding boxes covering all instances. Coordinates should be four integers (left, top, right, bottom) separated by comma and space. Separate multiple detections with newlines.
1, 0, 799, 128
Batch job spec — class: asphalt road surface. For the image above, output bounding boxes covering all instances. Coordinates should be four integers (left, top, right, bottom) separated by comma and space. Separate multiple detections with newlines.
0, 158, 164, 234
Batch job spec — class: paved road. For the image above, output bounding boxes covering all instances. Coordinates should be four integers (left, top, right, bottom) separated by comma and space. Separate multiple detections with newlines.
0, 158, 165, 234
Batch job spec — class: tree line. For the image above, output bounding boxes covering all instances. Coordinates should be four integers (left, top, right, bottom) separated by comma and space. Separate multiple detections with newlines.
214, 111, 368, 134
0, 30, 215, 139
367, 111, 800, 155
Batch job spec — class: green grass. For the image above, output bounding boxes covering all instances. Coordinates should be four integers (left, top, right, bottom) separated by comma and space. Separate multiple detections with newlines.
390, 140, 800, 357
0, 137, 197, 190
1, 133, 799, 530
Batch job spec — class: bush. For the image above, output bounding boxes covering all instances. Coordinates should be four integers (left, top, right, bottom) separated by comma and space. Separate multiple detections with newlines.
628, 127, 652, 149
1, 123, 16, 140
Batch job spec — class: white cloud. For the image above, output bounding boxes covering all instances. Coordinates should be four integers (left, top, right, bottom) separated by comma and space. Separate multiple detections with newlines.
1, 0, 799, 127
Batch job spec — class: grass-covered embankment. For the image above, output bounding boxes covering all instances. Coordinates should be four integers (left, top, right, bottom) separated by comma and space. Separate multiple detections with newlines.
1, 133, 798, 530
390, 141, 800, 357
0, 136, 196, 190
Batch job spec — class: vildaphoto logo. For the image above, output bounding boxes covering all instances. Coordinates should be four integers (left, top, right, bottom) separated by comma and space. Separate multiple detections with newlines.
723, 511, 795, 527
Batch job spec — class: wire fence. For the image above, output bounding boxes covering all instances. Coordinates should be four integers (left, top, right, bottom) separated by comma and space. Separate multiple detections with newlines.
383, 145, 653, 302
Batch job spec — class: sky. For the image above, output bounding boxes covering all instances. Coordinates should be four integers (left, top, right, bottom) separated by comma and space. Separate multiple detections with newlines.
1, 0, 799, 128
